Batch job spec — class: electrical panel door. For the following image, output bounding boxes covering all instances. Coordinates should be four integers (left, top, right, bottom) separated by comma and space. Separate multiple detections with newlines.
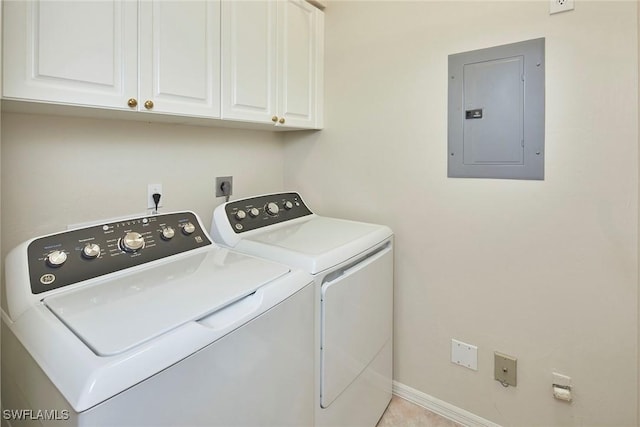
448, 38, 545, 180
463, 56, 524, 165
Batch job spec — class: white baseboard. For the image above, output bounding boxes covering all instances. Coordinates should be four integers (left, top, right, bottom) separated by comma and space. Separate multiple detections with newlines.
392, 381, 501, 427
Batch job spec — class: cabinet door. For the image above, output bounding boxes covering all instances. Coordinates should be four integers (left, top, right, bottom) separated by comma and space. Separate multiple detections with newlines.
3, 0, 137, 109
221, 0, 277, 123
139, 0, 221, 117
277, 0, 323, 129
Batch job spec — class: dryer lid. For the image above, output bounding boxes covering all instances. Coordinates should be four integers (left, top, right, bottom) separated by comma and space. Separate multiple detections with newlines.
238, 217, 392, 274
43, 248, 289, 356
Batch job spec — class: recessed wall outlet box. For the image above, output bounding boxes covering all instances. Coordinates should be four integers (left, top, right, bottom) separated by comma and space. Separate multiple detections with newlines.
451, 339, 478, 371
494, 352, 517, 387
550, 0, 574, 15
216, 176, 233, 198
147, 183, 163, 209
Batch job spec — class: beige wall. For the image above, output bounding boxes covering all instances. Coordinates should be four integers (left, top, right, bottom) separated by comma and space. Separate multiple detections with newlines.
2, 1, 639, 425
1, 113, 285, 260
284, 1, 639, 425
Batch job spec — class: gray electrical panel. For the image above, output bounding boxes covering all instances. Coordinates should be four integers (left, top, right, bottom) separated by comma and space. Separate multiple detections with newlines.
448, 38, 545, 180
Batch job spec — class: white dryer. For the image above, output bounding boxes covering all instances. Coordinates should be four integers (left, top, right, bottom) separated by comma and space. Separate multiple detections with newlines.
211, 192, 394, 427
2, 211, 314, 426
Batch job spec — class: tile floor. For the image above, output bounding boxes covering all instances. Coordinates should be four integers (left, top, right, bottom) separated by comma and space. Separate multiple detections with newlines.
376, 396, 463, 427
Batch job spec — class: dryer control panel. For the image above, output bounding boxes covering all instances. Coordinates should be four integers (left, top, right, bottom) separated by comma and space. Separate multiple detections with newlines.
27, 212, 211, 294
224, 192, 313, 233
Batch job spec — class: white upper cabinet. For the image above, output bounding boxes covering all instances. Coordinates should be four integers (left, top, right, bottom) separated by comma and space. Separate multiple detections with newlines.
3, 0, 323, 129
3, 0, 221, 117
3, 0, 138, 109
221, 0, 277, 124
277, 0, 324, 129
138, 1, 221, 117
221, 0, 324, 129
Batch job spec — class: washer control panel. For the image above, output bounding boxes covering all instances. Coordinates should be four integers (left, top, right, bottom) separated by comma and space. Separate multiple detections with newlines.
224, 192, 313, 233
27, 212, 211, 294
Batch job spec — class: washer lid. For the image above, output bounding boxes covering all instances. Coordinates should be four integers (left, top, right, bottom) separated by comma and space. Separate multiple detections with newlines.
43, 248, 289, 356
238, 217, 392, 274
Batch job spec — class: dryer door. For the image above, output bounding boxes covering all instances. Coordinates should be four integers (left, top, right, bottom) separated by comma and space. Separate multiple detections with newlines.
320, 241, 393, 408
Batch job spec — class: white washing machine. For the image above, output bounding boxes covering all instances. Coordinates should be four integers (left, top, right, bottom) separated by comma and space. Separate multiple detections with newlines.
211, 192, 394, 427
2, 211, 314, 427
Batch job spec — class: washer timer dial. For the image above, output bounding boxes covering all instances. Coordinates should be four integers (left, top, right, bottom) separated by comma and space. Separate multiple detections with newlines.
120, 232, 145, 253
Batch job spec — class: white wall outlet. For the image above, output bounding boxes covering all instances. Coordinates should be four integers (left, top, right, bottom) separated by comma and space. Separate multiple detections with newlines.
550, 0, 574, 15
552, 372, 573, 402
147, 183, 163, 210
552, 372, 572, 388
451, 339, 478, 371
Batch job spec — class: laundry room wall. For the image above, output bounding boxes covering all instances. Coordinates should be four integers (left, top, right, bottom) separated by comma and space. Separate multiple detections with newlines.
0, 113, 286, 306
1, 0, 4, 402
284, 1, 639, 426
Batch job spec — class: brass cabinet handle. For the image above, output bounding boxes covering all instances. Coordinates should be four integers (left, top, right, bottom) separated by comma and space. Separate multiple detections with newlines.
278, 117, 285, 124
271, 116, 278, 122
127, 98, 138, 108
144, 100, 154, 110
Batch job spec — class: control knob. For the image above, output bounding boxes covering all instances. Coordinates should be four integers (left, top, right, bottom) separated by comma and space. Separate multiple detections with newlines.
120, 232, 145, 253
235, 210, 247, 221
82, 243, 101, 259
182, 222, 196, 235
265, 202, 279, 216
284, 201, 294, 210
46, 250, 68, 268
249, 208, 260, 218
161, 226, 175, 240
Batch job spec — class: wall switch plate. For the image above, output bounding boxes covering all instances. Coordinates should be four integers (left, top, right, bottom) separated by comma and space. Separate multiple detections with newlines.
495, 352, 517, 387
550, 0, 574, 15
216, 176, 233, 198
451, 339, 478, 371
147, 183, 163, 210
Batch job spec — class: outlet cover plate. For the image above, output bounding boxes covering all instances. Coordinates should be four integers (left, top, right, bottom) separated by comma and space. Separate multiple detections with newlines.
495, 352, 517, 387
147, 183, 163, 209
550, 0, 574, 15
451, 339, 478, 371
216, 176, 233, 198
